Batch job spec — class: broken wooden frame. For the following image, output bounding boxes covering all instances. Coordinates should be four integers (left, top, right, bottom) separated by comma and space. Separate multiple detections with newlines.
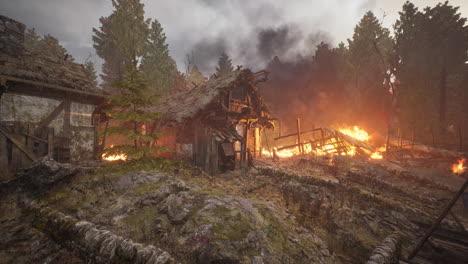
272, 119, 365, 157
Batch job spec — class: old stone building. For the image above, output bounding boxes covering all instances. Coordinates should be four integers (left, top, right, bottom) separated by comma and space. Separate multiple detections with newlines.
0, 15, 105, 179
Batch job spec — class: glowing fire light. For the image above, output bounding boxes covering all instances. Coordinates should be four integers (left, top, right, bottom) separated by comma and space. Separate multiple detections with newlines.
339, 126, 370, 142
102, 145, 127, 161
452, 158, 466, 174
370, 146, 386, 160
262, 126, 386, 160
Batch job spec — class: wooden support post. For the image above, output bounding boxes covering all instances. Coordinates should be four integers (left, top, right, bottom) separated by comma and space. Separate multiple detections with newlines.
0, 131, 8, 178
100, 120, 110, 155
385, 125, 391, 152
210, 136, 218, 175
431, 126, 436, 147
63, 99, 71, 139
47, 128, 54, 158
296, 118, 303, 154
408, 177, 468, 260
458, 125, 463, 152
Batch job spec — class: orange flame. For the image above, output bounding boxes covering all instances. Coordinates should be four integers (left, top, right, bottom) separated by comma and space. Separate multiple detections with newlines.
452, 158, 466, 174
262, 126, 386, 160
102, 145, 127, 161
339, 126, 370, 142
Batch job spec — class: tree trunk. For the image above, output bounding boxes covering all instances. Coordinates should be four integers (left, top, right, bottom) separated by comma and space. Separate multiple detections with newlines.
439, 67, 447, 135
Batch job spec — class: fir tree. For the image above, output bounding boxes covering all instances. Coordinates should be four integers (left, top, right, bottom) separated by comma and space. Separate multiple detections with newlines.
214, 52, 234, 77
83, 57, 98, 86
187, 65, 205, 89
141, 19, 177, 97
92, 0, 150, 93
103, 66, 165, 160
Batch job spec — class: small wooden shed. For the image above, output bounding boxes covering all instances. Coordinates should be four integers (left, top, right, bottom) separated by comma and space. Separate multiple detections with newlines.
145, 69, 274, 174
0, 15, 105, 179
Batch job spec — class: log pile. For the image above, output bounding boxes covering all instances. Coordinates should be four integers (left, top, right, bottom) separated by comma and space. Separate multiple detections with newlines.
28, 205, 174, 264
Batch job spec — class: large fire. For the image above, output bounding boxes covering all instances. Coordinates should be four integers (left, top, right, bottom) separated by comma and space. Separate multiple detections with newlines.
452, 158, 466, 174
262, 126, 385, 160
102, 145, 127, 161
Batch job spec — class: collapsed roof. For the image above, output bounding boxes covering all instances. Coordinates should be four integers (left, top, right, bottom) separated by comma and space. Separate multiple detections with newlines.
0, 15, 103, 102
146, 69, 272, 127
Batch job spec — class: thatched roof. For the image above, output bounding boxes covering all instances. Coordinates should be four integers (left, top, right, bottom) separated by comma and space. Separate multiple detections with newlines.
0, 15, 103, 98
0, 51, 103, 96
146, 69, 270, 126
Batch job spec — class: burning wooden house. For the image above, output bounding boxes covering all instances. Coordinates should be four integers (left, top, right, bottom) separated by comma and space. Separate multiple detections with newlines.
144, 69, 273, 174
0, 15, 105, 178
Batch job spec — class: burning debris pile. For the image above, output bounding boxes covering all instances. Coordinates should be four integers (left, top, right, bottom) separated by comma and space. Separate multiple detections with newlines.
263, 124, 385, 160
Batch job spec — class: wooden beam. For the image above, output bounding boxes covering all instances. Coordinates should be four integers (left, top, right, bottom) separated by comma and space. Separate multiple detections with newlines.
274, 127, 323, 140
47, 128, 54, 158
0, 75, 105, 98
63, 99, 71, 138
0, 126, 38, 161
37, 101, 65, 128
408, 178, 468, 260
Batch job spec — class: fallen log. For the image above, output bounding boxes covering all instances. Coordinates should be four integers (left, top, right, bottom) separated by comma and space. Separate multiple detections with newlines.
390, 139, 465, 159
27, 205, 174, 264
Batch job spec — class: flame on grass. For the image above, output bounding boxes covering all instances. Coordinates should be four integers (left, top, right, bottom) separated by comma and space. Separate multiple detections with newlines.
102, 145, 127, 161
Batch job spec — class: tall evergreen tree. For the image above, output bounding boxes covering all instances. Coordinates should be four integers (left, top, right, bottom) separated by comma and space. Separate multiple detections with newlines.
141, 19, 177, 97
187, 65, 205, 89
92, 0, 150, 93
394, 1, 468, 138
347, 11, 394, 126
103, 66, 165, 160
214, 52, 234, 77
83, 57, 98, 86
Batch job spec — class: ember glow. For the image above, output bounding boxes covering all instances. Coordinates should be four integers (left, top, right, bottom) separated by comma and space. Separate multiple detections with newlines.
452, 158, 466, 174
262, 126, 386, 160
102, 145, 127, 161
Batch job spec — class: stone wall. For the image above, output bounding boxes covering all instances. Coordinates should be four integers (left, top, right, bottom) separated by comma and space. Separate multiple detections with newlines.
0, 93, 96, 161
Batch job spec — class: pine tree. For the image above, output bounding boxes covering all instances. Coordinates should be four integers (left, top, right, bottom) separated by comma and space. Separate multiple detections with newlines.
214, 52, 234, 77
347, 11, 393, 126
187, 65, 205, 89
83, 57, 98, 86
92, 0, 150, 93
141, 19, 177, 97
103, 66, 165, 160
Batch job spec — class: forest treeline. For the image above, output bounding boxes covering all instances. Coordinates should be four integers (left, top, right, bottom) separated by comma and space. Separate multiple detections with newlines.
261, 1, 467, 149
26, 0, 467, 149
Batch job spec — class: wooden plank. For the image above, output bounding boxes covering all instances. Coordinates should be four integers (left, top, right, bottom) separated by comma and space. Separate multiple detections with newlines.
274, 127, 323, 140
0, 125, 38, 161
63, 98, 71, 140
210, 136, 218, 175
408, 178, 468, 260
0, 132, 8, 177
37, 101, 65, 128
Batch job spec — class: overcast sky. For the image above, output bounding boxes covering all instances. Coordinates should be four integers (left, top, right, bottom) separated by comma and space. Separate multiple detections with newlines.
1, 0, 466, 76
